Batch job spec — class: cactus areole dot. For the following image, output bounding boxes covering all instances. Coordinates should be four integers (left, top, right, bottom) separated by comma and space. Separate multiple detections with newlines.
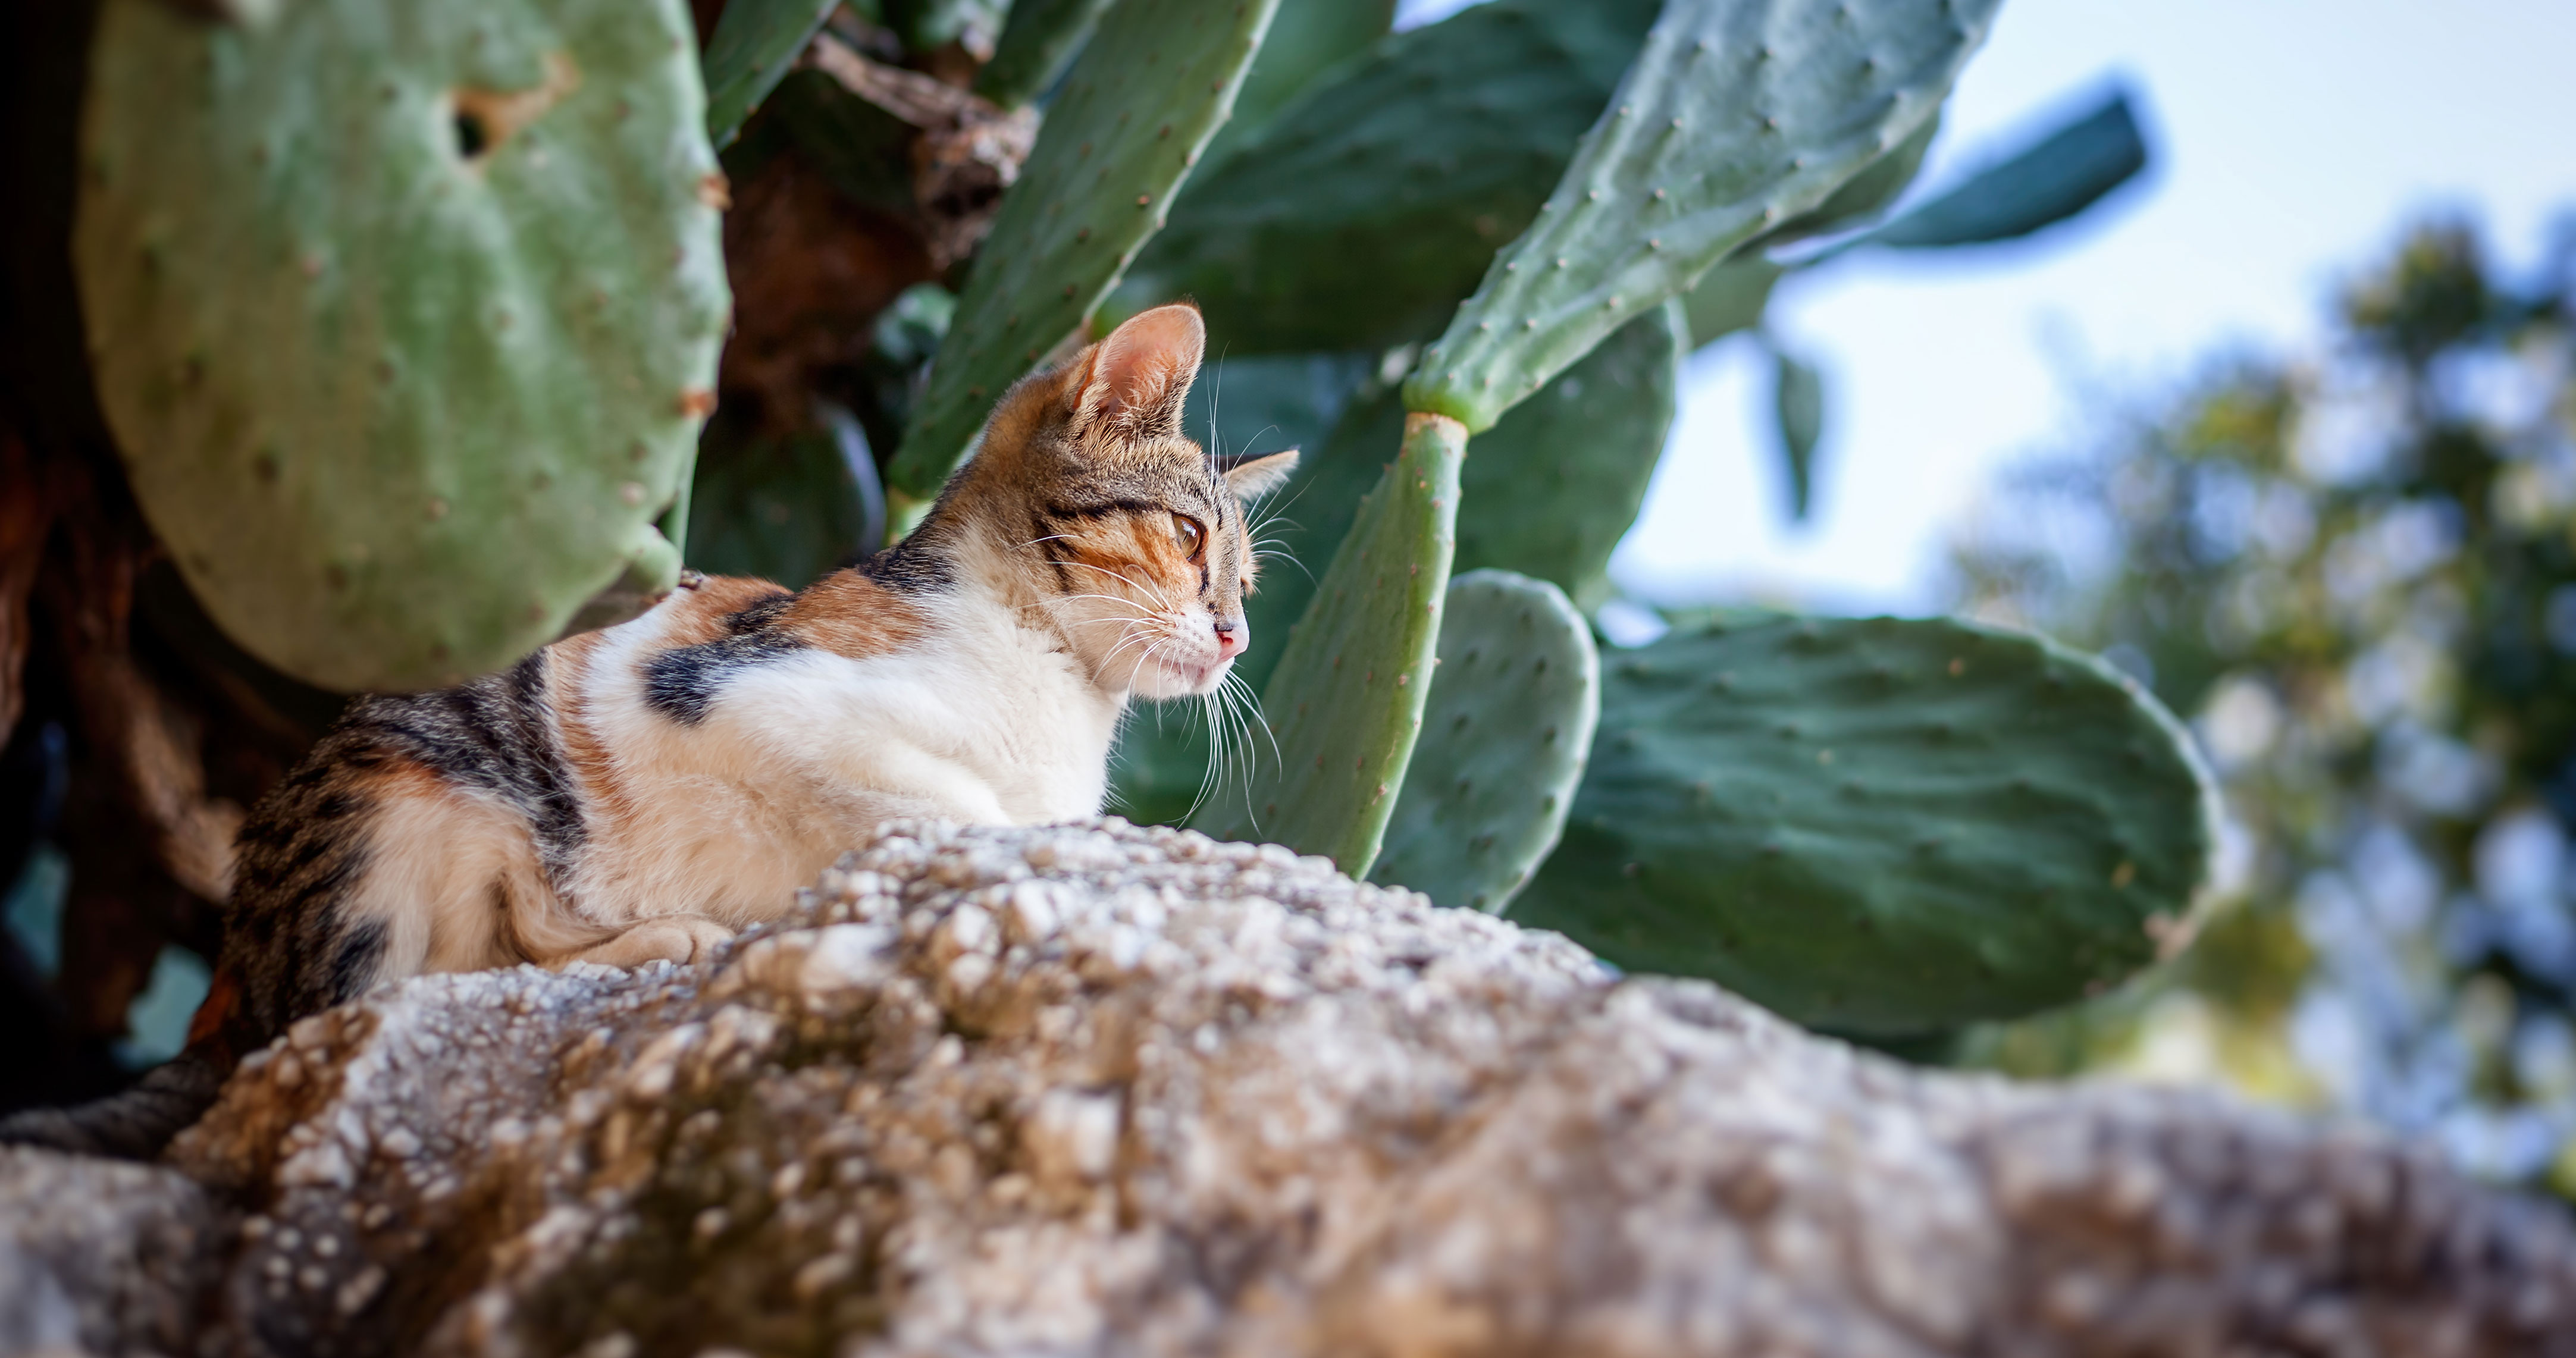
76, 0, 729, 691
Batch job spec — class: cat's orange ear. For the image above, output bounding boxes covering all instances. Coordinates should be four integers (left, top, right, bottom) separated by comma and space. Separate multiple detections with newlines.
1075, 303, 1205, 440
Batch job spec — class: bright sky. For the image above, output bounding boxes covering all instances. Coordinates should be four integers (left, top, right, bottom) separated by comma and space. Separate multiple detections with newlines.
1402, 0, 2576, 613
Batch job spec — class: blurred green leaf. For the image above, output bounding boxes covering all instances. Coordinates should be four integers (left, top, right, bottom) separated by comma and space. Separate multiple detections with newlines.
1767, 338, 1825, 520
1121, 0, 1662, 353
887, 0, 1280, 497
1456, 303, 1684, 607
1679, 255, 1782, 348
761, 68, 918, 216
976, 0, 1115, 107
688, 404, 886, 588
703, 0, 842, 148
1195, 0, 1396, 173
1851, 87, 2147, 252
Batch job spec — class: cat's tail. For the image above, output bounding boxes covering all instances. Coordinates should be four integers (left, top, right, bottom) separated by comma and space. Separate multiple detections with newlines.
0, 1050, 228, 1159
0, 966, 247, 1161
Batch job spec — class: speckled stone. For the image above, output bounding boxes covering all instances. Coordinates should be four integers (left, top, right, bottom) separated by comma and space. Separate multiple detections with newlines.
26, 818, 2576, 1356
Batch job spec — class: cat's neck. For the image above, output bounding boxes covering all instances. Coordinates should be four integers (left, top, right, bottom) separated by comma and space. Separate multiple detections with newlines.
882, 497, 1132, 702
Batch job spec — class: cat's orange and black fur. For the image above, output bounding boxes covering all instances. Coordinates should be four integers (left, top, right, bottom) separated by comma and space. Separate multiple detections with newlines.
2, 303, 1295, 1158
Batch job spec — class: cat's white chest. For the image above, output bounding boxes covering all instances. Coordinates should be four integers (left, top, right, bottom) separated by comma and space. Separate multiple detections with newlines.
573, 591, 1123, 924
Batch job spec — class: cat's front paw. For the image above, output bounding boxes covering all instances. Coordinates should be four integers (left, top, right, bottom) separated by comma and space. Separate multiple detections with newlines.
573, 916, 738, 969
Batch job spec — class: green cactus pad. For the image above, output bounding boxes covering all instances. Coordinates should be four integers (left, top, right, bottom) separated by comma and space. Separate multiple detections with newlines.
885, 0, 1281, 500
77, 0, 729, 692
1198, 308, 1676, 700
1455, 301, 1682, 606
1120, 0, 1660, 355
1406, 0, 2000, 432
1766, 337, 1825, 519
1845, 87, 2145, 252
1226, 364, 1405, 699
1194, 0, 1394, 174
1757, 107, 1940, 247
685, 405, 884, 589
976, 0, 1115, 108
1371, 570, 1599, 913
1107, 350, 1377, 825
1509, 614, 2219, 1036
1679, 255, 1782, 347
702, 0, 841, 147
1188, 412, 1465, 872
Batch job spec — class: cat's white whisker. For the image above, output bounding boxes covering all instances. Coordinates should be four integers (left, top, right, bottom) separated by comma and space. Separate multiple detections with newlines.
1051, 558, 1181, 613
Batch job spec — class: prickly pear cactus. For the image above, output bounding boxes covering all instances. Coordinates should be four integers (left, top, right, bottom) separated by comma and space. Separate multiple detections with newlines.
686, 405, 884, 589
1219, 311, 1674, 706
1679, 256, 1781, 346
1124, 0, 1659, 354
1195, 0, 1394, 171
975, 0, 1115, 108
701, 0, 841, 146
1454, 302, 1682, 606
76, 0, 728, 692
1760, 108, 1941, 247
1133, 309, 1669, 832
1509, 615, 2219, 1036
1844, 88, 2146, 253
1406, 0, 2000, 431
1188, 412, 1465, 873
1370, 570, 1598, 914
885, 0, 1281, 501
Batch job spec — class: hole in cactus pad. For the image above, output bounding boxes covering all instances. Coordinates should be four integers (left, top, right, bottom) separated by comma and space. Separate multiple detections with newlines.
448, 53, 581, 165
453, 110, 491, 159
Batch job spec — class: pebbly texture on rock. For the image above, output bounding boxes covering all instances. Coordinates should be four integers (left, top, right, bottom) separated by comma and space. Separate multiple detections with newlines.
0, 1146, 231, 1357
10, 818, 2576, 1356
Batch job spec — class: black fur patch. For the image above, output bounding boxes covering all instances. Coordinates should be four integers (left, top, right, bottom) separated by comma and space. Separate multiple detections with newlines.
728, 594, 795, 632
858, 535, 954, 592
643, 630, 810, 726
340, 653, 586, 883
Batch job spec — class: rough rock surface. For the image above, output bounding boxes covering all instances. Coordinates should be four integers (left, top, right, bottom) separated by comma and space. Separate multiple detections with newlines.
13, 818, 2576, 1356
0, 1146, 230, 1357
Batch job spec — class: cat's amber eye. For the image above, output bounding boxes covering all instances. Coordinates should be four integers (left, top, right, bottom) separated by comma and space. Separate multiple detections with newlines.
1173, 513, 1205, 559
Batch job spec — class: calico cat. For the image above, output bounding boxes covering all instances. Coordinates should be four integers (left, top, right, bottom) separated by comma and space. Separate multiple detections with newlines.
1, 303, 1295, 1158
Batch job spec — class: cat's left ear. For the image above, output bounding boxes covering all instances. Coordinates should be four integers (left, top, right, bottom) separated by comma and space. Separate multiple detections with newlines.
1076, 303, 1205, 439
1218, 449, 1299, 501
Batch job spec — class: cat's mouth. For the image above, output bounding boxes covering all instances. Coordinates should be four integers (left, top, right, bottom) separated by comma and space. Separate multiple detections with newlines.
1151, 651, 1232, 695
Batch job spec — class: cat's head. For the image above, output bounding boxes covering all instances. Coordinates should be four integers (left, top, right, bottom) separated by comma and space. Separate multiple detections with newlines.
958, 303, 1296, 699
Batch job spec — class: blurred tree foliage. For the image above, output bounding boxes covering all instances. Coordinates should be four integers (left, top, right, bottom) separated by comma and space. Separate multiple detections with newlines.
1947, 217, 2576, 1188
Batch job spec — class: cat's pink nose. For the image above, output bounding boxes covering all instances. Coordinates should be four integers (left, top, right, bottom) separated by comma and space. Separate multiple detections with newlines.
1214, 621, 1245, 658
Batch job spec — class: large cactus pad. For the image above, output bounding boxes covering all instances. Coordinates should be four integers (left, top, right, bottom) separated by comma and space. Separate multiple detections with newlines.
1453, 302, 1682, 606
78, 0, 729, 691
1371, 570, 1598, 914
1510, 615, 2218, 1036
1408, 0, 2000, 431
1125, 0, 1659, 355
